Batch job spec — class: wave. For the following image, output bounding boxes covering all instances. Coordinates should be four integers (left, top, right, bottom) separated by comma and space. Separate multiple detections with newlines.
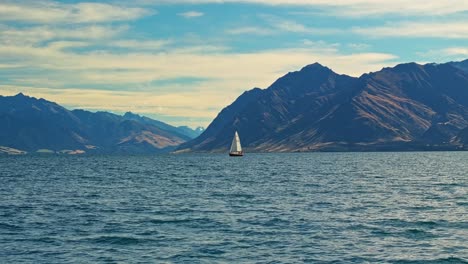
85, 235, 150, 245
391, 257, 468, 264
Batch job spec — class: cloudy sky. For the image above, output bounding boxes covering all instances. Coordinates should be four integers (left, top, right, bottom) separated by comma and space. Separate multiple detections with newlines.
1, 0, 468, 127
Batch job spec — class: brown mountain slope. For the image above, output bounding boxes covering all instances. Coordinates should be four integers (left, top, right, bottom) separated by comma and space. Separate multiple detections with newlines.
178, 61, 468, 152
0, 93, 190, 153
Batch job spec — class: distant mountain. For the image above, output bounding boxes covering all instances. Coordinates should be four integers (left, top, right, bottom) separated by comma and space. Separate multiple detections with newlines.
178, 60, 468, 152
122, 112, 203, 140
0, 93, 194, 154
176, 125, 205, 139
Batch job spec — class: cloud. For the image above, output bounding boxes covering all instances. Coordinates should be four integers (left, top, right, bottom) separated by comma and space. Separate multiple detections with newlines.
0, 85, 227, 127
0, 42, 397, 78
0, 64, 22, 69
112, 40, 172, 51
227, 16, 340, 36
274, 20, 340, 35
0, 24, 128, 47
309, 0, 468, 17
443, 47, 468, 56
137, 0, 468, 16
0, 1, 151, 24
348, 43, 371, 50
354, 21, 468, 39
1, 49, 396, 127
169, 45, 231, 54
226, 26, 274, 35
417, 47, 468, 63
0, 0, 415, 127
301, 40, 340, 53
0, 38, 399, 126
178, 11, 204, 18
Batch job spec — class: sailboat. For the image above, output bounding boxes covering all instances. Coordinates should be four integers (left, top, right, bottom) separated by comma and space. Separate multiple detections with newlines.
229, 131, 244, 156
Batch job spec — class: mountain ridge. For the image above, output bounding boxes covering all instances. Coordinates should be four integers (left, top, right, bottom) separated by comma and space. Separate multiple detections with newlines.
178, 59, 468, 152
3, 59, 468, 154
0, 93, 201, 154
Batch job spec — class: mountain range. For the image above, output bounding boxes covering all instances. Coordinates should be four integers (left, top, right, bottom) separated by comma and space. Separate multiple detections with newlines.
178, 59, 468, 152
0, 93, 203, 154
3, 59, 468, 154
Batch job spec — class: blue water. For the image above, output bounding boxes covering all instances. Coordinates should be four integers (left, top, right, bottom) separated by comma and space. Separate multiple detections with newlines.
0, 152, 467, 263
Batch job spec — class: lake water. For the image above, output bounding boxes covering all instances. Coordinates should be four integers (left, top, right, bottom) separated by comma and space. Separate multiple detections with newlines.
0, 152, 467, 263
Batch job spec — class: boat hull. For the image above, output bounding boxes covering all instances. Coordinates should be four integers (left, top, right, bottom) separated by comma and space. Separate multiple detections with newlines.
229, 152, 244, 157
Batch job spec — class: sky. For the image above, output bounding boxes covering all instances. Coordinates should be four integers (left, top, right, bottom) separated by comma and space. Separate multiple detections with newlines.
1, 0, 468, 128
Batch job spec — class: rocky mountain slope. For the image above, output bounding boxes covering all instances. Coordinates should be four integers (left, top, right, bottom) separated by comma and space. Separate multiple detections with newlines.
178, 60, 468, 152
0, 93, 199, 154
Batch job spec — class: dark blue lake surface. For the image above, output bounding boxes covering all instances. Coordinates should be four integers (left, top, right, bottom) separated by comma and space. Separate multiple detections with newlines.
0, 152, 467, 263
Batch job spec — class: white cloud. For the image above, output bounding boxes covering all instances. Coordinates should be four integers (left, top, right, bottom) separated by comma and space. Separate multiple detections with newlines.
0, 24, 128, 47
2, 51, 396, 127
0, 1, 151, 24
137, 0, 468, 16
0, 39, 398, 126
301, 39, 340, 53
348, 43, 371, 50
226, 26, 274, 35
112, 40, 172, 51
2, 0, 465, 25
312, 0, 468, 17
0, 42, 397, 77
354, 21, 468, 39
275, 20, 310, 33
171, 45, 231, 54
0, 0, 417, 127
0, 84, 228, 127
227, 16, 340, 36
0, 64, 22, 69
417, 47, 468, 63
178, 11, 204, 18
443, 47, 468, 56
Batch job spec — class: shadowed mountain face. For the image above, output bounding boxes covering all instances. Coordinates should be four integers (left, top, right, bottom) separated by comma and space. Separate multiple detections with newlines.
178, 60, 468, 152
451, 59, 468, 73
122, 112, 203, 140
0, 94, 194, 153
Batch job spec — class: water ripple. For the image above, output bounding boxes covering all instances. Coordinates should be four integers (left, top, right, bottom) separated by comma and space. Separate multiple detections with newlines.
0, 152, 467, 263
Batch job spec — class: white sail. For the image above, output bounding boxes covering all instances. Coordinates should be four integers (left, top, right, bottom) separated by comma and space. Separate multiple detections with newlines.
230, 131, 242, 153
